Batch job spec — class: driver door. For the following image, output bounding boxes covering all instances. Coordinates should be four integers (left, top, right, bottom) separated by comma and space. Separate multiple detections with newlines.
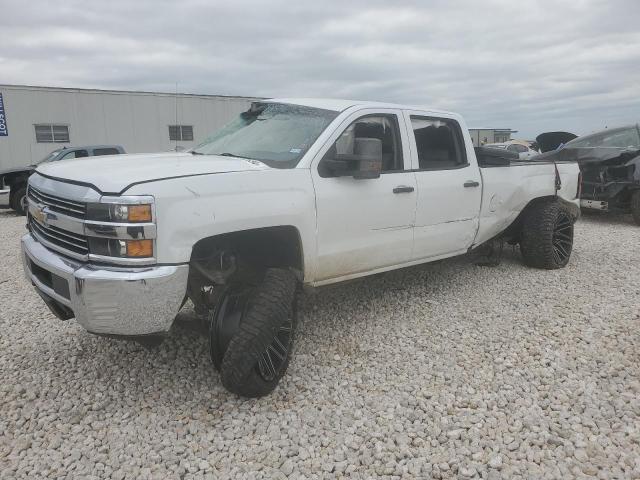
310, 109, 417, 283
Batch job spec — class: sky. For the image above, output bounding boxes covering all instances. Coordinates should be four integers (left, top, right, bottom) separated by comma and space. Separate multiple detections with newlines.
1, 0, 639, 138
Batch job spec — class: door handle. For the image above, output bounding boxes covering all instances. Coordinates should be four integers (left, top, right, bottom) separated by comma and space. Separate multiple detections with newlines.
393, 186, 415, 194
463, 180, 480, 188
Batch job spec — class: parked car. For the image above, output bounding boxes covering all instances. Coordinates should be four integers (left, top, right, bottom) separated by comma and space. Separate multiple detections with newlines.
21, 99, 581, 397
536, 125, 640, 224
0, 145, 125, 215
484, 141, 539, 160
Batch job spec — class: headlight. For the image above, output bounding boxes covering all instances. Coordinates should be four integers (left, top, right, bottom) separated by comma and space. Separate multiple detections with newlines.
86, 202, 153, 223
88, 238, 154, 258
84, 196, 156, 264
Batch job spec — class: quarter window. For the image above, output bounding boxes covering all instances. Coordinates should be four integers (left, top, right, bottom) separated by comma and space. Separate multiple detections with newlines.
410, 117, 467, 169
169, 125, 194, 141
35, 124, 70, 143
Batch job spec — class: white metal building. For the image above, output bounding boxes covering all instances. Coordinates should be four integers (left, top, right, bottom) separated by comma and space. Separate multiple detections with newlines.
0, 84, 258, 170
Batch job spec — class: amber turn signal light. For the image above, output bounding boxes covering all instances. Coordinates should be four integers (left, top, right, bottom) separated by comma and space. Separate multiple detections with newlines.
128, 204, 152, 222
126, 239, 153, 257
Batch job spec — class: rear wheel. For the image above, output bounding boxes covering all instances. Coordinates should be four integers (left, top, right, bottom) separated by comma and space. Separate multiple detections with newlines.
631, 191, 640, 226
520, 201, 574, 269
209, 268, 297, 397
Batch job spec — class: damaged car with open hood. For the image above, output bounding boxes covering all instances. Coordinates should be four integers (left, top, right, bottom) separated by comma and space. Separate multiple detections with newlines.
536, 125, 640, 224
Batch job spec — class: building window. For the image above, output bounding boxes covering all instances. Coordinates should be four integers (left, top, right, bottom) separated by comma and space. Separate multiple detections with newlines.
35, 124, 70, 143
169, 125, 194, 141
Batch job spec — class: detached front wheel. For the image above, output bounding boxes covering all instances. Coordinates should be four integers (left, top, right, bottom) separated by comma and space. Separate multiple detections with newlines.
520, 201, 574, 269
209, 268, 297, 398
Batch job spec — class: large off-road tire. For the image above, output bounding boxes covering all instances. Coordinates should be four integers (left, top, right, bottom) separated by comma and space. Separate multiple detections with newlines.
520, 201, 574, 269
631, 191, 640, 226
11, 186, 28, 215
210, 268, 297, 398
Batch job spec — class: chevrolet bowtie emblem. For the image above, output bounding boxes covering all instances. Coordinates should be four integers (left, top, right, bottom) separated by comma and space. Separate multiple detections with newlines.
33, 205, 47, 225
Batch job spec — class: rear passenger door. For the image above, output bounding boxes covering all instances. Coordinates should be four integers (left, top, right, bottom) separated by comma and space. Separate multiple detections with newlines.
403, 112, 482, 260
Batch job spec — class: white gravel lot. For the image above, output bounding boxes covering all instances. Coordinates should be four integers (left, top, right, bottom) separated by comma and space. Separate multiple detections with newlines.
1, 208, 639, 480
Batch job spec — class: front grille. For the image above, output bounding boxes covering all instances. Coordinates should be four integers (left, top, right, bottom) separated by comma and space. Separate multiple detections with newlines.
28, 185, 86, 219
29, 217, 89, 257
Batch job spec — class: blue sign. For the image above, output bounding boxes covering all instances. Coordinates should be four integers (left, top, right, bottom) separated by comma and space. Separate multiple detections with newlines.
0, 93, 7, 137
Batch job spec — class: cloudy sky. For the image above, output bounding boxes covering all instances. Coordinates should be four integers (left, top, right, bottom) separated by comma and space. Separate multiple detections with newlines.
2, 0, 639, 137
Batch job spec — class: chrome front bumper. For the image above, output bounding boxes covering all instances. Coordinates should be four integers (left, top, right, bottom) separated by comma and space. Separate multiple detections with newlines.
22, 233, 189, 336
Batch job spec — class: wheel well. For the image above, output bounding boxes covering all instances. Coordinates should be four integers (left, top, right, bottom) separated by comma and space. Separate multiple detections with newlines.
502, 196, 579, 243
187, 226, 303, 314
190, 226, 303, 273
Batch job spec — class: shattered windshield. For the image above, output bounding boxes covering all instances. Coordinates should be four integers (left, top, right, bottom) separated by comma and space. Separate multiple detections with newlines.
566, 126, 640, 149
192, 102, 339, 168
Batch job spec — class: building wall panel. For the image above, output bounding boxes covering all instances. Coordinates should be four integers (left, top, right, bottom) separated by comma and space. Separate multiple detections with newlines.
0, 85, 256, 170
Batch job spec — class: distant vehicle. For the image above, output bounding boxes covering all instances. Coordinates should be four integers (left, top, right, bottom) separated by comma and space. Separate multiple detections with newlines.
0, 145, 125, 215
536, 125, 640, 224
536, 132, 578, 153
484, 141, 539, 160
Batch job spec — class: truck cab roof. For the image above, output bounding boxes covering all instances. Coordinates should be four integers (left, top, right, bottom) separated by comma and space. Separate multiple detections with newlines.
264, 98, 455, 116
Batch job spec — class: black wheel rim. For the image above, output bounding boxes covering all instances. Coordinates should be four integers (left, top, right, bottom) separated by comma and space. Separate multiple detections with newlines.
256, 318, 292, 382
213, 286, 293, 382
552, 212, 573, 264
212, 287, 251, 363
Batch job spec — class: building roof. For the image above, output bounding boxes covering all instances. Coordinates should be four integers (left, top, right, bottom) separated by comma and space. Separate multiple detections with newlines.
0, 83, 259, 101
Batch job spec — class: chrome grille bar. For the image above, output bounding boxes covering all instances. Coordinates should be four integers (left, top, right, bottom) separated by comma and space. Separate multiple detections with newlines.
29, 218, 89, 256
28, 185, 86, 218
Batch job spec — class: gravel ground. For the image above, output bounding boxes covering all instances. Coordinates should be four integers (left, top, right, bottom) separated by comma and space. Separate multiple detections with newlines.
1, 208, 639, 480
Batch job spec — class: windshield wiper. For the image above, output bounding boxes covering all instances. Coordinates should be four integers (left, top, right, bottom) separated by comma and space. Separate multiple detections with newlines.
191, 150, 205, 155
218, 152, 243, 158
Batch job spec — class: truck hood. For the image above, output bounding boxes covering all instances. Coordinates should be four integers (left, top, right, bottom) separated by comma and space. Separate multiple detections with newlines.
35, 152, 270, 194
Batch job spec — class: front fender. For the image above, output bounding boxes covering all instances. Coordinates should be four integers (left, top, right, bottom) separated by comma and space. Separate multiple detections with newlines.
125, 169, 318, 282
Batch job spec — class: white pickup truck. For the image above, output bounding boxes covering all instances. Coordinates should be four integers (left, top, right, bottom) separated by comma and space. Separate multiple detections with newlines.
22, 99, 580, 397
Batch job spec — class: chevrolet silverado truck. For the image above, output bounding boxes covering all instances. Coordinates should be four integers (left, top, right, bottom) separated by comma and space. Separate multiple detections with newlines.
21, 99, 581, 397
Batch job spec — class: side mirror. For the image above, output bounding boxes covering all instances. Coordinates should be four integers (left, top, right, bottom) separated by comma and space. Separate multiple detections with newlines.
352, 137, 382, 179
320, 137, 382, 179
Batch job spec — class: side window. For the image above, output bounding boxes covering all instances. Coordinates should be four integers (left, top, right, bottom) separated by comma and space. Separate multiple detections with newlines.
59, 149, 88, 160
93, 148, 120, 156
410, 116, 467, 169
332, 115, 404, 172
